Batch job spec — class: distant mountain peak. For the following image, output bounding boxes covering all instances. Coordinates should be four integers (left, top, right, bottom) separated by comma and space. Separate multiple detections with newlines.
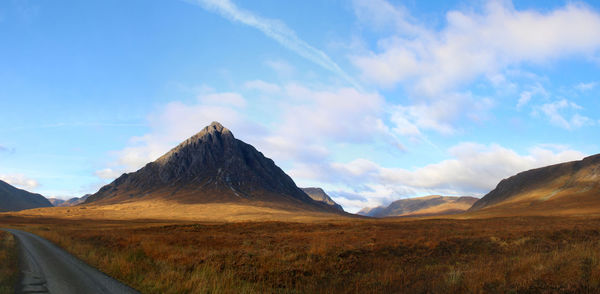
301, 187, 344, 212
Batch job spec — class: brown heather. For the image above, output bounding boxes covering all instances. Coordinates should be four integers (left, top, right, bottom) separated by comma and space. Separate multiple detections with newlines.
0, 230, 18, 293
4, 215, 600, 293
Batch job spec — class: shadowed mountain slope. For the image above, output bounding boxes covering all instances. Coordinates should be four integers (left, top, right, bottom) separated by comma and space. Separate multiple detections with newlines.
359, 195, 478, 218
0, 180, 52, 212
301, 187, 344, 212
85, 122, 339, 214
469, 154, 600, 215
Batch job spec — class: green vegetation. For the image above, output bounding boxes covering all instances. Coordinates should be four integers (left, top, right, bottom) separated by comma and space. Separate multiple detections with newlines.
0, 230, 18, 294
6, 216, 600, 293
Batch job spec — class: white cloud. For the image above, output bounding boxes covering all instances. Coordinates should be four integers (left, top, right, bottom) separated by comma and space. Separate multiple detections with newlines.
352, 1, 600, 95
97, 83, 391, 177
191, 0, 361, 89
390, 92, 494, 136
113, 102, 248, 172
352, 0, 424, 36
538, 99, 595, 129
265, 60, 295, 76
94, 168, 123, 180
0, 174, 39, 190
312, 143, 585, 212
278, 84, 386, 143
244, 80, 281, 93
517, 83, 548, 109
575, 81, 598, 92
199, 92, 246, 107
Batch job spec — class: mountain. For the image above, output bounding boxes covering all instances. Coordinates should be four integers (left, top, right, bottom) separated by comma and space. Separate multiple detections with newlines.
84, 122, 339, 214
358, 195, 478, 218
301, 187, 344, 212
48, 194, 91, 207
47, 198, 65, 206
0, 180, 53, 212
468, 154, 600, 215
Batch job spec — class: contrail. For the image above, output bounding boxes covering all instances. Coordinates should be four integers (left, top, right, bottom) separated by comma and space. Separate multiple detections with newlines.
188, 0, 363, 90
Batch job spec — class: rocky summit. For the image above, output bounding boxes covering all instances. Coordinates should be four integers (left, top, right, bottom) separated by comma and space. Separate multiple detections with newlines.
85, 122, 339, 213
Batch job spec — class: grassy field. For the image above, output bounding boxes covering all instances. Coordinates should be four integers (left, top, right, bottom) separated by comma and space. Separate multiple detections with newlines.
3, 215, 600, 293
0, 230, 18, 294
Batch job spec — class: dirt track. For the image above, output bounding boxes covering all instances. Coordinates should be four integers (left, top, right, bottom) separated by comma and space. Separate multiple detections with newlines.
5, 229, 138, 294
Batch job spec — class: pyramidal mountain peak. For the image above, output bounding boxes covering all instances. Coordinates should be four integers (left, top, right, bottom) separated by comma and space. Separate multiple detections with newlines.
155, 121, 233, 165
85, 122, 341, 213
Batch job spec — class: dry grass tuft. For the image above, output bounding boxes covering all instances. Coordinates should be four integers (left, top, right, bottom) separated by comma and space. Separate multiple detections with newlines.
0, 230, 18, 293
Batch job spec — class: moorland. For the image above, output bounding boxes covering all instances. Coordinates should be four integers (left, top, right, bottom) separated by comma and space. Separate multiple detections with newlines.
3, 214, 600, 293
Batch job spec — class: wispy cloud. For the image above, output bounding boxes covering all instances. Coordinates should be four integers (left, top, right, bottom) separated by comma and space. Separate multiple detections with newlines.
0, 122, 145, 132
189, 0, 362, 90
0, 174, 39, 190
0, 145, 15, 153
517, 83, 548, 109
575, 81, 598, 92
537, 99, 595, 129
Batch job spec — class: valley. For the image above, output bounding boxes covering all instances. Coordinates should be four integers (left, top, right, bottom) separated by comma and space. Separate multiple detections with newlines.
2, 122, 599, 293
4, 215, 600, 293
3, 1, 599, 292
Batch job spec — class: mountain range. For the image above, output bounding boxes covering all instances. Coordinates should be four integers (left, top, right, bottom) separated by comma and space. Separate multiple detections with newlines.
4, 122, 599, 220
47, 194, 91, 207
359, 195, 478, 218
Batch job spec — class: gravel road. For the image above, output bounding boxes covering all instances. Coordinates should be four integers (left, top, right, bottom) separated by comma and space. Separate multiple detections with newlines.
4, 229, 139, 294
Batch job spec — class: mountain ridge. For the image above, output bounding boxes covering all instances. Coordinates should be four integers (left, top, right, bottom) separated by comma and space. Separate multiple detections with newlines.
468, 153, 600, 215
0, 180, 52, 212
359, 195, 478, 218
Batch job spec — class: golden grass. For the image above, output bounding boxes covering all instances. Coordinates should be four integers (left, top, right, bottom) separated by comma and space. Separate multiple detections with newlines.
4, 215, 600, 293
8, 200, 347, 222
0, 230, 18, 294
402, 201, 474, 217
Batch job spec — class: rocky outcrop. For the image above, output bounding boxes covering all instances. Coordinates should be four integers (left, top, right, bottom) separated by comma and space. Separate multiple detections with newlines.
0, 180, 52, 212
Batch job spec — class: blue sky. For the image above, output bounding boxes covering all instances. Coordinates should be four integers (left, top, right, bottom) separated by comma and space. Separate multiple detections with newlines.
1, 0, 599, 212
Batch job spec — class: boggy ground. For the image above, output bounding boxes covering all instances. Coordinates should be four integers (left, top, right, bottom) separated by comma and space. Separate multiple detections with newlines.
3, 215, 600, 293
0, 230, 18, 293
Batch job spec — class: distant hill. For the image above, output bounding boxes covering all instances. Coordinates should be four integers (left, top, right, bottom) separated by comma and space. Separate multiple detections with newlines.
301, 188, 344, 212
84, 122, 341, 214
48, 194, 91, 207
359, 195, 478, 218
469, 154, 600, 216
0, 180, 52, 212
